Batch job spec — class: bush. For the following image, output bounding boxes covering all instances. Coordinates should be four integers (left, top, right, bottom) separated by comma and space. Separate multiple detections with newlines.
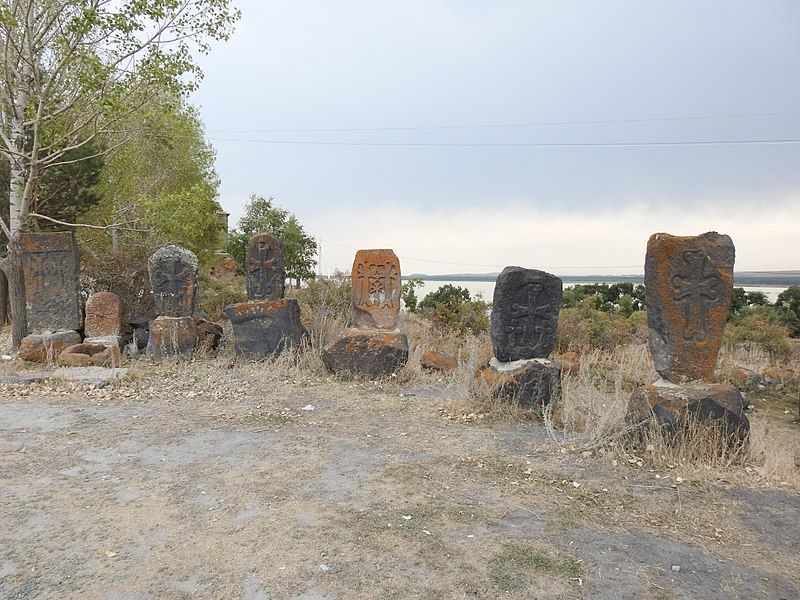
725, 314, 792, 359
292, 272, 352, 347
196, 276, 246, 322
418, 284, 490, 335
556, 300, 639, 353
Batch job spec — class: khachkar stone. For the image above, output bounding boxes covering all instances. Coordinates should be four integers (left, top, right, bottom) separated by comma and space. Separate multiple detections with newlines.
20, 232, 82, 333
148, 316, 200, 362
351, 249, 401, 329
84, 291, 125, 347
631, 232, 748, 436
478, 267, 563, 407
321, 249, 408, 377
645, 232, 734, 383
148, 245, 198, 318
246, 233, 285, 301
223, 234, 305, 359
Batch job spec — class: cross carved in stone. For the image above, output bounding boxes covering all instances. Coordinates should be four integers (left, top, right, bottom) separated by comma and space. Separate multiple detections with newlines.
505, 283, 554, 350
670, 250, 722, 342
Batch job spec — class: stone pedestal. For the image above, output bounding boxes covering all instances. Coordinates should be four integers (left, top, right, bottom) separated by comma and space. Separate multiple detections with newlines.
19, 331, 81, 363
58, 343, 124, 367
223, 299, 306, 360
321, 329, 408, 378
148, 316, 200, 362
629, 381, 749, 436
477, 357, 560, 407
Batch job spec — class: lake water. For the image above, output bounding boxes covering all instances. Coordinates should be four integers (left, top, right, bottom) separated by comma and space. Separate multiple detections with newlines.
412, 280, 787, 303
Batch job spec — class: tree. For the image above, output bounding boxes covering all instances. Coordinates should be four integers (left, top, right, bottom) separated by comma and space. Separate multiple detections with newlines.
418, 284, 490, 335
226, 195, 318, 285
777, 285, 800, 319
401, 277, 424, 312
0, 0, 239, 347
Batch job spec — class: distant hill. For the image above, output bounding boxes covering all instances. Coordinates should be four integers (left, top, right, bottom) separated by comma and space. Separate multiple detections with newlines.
404, 270, 800, 287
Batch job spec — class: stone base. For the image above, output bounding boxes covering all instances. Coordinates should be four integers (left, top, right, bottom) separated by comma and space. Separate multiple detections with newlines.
629, 381, 749, 436
19, 331, 81, 363
223, 299, 306, 360
59, 343, 124, 367
84, 335, 126, 348
321, 329, 408, 377
421, 350, 458, 373
477, 357, 561, 407
148, 317, 200, 362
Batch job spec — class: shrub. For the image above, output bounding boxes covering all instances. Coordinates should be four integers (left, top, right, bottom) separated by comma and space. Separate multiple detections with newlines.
418, 284, 490, 335
725, 314, 792, 359
196, 276, 246, 322
292, 272, 351, 347
556, 300, 638, 353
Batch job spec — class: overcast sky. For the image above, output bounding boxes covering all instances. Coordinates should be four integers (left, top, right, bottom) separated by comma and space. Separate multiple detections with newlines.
192, 1, 800, 276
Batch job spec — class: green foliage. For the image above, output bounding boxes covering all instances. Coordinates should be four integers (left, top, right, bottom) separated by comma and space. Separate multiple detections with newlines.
418, 284, 490, 335
562, 282, 645, 316
225, 195, 318, 283
777, 285, 800, 320
556, 300, 643, 353
401, 278, 424, 312
729, 287, 771, 319
725, 314, 792, 359
294, 271, 352, 318
196, 276, 246, 322
730, 304, 800, 338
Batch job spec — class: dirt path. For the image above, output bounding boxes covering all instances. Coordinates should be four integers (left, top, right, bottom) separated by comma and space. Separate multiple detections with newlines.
0, 361, 798, 599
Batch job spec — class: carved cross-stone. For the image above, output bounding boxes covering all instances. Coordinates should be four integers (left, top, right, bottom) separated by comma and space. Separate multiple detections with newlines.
246, 233, 285, 301
351, 249, 401, 329
148, 246, 199, 318
645, 232, 735, 383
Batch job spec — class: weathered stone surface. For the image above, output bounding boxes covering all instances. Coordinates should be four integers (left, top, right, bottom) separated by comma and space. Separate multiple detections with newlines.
421, 350, 458, 373
193, 315, 224, 353
0, 374, 47, 385
629, 382, 749, 436
58, 352, 92, 367
322, 329, 408, 377
85, 292, 123, 337
58, 342, 123, 367
246, 233, 285, 301
223, 299, 306, 360
148, 316, 200, 362
52, 366, 128, 388
90, 346, 124, 367
62, 343, 108, 356
20, 232, 82, 333
83, 335, 125, 348
490, 267, 562, 362
351, 249, 401, 329
19, 331, 81, 363
645, 232, 734, 383
477, 357, 561, 407
148, 245, 199, 317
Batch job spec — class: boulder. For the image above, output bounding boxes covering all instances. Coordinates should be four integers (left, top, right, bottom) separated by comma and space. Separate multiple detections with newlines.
19, 331, 81, 363
322, 329, 408, 377
729, 367, 764, 391
58, 352, 92, 367
148, 316, 200, 362
421, 350, 458, 373
223, 299, 305, 359
477, 357, 561, 407
629, 381, 749, 436
644, 232, 734, 382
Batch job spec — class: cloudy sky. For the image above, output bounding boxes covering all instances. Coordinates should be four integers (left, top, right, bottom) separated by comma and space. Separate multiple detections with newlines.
192, 1, 800, 276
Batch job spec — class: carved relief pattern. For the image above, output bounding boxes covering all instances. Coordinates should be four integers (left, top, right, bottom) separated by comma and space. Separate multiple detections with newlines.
669, 250, 723, 342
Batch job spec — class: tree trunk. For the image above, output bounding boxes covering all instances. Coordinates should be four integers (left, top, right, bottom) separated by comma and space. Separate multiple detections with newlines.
0, 243, 27, 349
0, 269, 8, 325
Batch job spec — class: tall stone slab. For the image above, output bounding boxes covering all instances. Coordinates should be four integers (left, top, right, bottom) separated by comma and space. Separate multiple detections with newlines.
490, 267, 562, 362
148, 245, 198, 318
645, 232, 734, 383
351, 249, 401, 329
20, 232, 82, 333
246, 233, 285, 301
85, 292, 123, 337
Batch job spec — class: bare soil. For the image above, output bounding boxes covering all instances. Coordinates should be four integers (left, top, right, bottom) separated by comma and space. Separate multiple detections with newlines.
0, 358, 798, 599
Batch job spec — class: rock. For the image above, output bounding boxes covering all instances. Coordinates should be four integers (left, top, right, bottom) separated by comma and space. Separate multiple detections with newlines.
644, 232, 734, 382
730, 367, 764, 391
321, 329, 408, 377
58, 352, 92, 367
477, 357, 561, 407
557, 351, 580, 375
490, 266, 562, 362
421, 350, 458, 373
351, 249, 401, 329
52, 366, 128, 388
193, 315, 224, 352
90, 346, 124, 367
148, 245, 198, 317
629, 381, 749, 436
148, 316, 200, 362
19, 232, 83, 333
62, 343, 108, 356
246, 233, 285, 301
19, 331, 81, 363
83, 335, 126, 348
84, 292, 123, 337
223, 299, 306, 359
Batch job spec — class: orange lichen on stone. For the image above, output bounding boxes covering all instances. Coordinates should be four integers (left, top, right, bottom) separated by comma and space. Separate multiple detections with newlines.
350, 249, 401, 329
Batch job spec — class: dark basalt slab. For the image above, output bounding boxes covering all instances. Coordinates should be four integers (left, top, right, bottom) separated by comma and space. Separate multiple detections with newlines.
223, 299, 306, 359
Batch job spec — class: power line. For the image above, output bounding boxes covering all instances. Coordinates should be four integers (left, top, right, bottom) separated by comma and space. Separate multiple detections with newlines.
206, 110, 800, 134
207, 137, 800, 149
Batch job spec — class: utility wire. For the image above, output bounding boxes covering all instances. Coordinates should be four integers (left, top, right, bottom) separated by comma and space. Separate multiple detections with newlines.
205, 110, 800, 134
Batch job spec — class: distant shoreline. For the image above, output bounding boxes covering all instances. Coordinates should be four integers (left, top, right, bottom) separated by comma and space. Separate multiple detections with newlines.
402, 272, 800, 287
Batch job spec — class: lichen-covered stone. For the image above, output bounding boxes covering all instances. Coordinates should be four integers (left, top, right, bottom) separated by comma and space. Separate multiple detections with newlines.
148, 245, 199, 317
645, 232, 734, 383
148, 316, 200, 362
246, 233, 285, 301
490, 267, 562, 362
629, 382, 749, 437
322, 329, 408, 377
223, 299, 306, 359
85, 292, 123, 337
19, 331, 82, 363
477, 357, 561, 407
351, 249, 401, 329
421, 350, 458, 373
20, 232, 82, 333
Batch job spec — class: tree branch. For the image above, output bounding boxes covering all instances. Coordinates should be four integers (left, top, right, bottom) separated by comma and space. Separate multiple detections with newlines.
29, 212, 148, 233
